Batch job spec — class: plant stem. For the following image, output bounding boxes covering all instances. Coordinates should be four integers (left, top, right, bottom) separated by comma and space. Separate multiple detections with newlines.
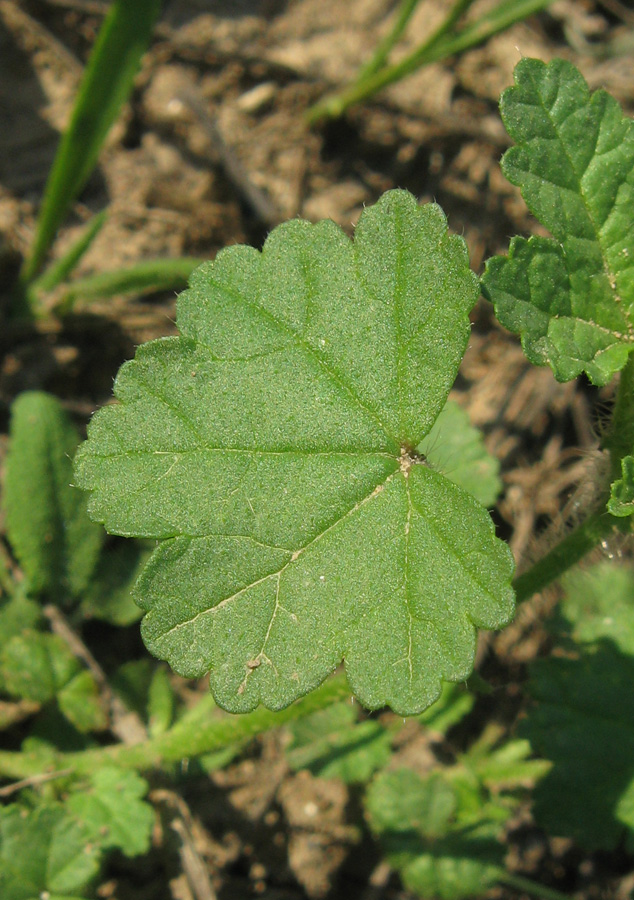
512, 509, 628, 604
499, 871, 571, 900
307, 0, 552, 123
0, 672, 351, 780
603, 352, 634, 480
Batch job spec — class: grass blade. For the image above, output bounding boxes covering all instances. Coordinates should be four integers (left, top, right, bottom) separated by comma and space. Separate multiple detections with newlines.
55, 257, 205, 315
31, 211, 107, 296
21, 0, 161, 285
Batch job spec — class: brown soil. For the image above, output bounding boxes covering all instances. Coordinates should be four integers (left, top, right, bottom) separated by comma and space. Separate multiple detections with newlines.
1, 1, 633, 898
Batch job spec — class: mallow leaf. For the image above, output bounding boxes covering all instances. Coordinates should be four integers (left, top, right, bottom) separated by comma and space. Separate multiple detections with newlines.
418, 400, 501, 507
608, 455, 634, 516
482, 58, 634, 385
523, 562, 634, 849
366, 769, 505, 900
75, 190, 515, 715
0, 803, 99, 899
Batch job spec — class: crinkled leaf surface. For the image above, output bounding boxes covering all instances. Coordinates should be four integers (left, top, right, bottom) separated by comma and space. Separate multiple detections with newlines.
608, 454, 634, 516
0, 803, 99, 899
4, 392, 104, 599
0, 631, 80, 703
418, 400, 501, 507
523, 562, 634, 849
67, 768, 154, 857
76, 190, 514, 715
481, 58, 634, 385
366, 769, 505, 900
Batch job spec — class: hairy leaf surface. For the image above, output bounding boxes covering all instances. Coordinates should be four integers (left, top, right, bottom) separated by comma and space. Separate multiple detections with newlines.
482, 58, 634, 385
76, 190, 515, 715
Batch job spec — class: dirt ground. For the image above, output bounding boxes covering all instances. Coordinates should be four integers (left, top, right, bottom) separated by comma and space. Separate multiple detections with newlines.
1, 1, 634, 898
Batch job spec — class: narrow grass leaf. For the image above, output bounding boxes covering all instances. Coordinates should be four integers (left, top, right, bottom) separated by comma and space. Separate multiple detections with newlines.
22, 0, 161, 282
55, 257, 204, 314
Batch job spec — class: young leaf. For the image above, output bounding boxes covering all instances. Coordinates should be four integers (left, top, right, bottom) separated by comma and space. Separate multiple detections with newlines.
366, 769, 505, 900
418, 400, 502, 507
4, 392, 104, 600
0, 631, 80, 704
75, 190, 515, 716
608, 454, 634, 516
57, 670, 108, 733
66, 768, 154, 858
481, 58, 634, 385
522, 562, 634, 849
0, 803, 100, 899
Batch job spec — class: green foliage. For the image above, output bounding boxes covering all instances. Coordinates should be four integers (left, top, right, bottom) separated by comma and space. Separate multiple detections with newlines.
4, 392, 103, 600
75, 189, 515, 716
482, 57, 634, 385
0, 803, 100, 899
21, 0, 162, 284
366, 769, 506, 900
523, 562, 634, 850
0, 768, 153, 899
418, 400, 501, 507
287, 703, 392, 782
2, 53, 634, 900
608, 455, 634, 516
66, 768, 154, 857
80, 541, 149, 627
307, 0, 554, 124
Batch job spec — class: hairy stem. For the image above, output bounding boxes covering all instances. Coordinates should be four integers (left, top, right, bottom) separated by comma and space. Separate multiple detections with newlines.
0, 672, 351, 780
603, 352, 634, 480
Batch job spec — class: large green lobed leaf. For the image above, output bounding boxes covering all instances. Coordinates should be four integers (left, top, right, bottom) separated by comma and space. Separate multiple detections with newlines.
76, 190, 514, 715
482, 58, 634, 385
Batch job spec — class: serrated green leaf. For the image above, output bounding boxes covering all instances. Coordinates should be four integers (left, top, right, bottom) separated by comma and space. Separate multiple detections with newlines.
523, 562, 634, 849
0, 631, 80, 703
366, 770, 504, 900
57, 670, 107, 733
481, 58, 634, 385
0, 803, 99, 900
608, 454, 634, 516
418, 400, 501, 507
75, 189, 515, 715
287, 702, 391, 782
4, 392, 103, 599
66, 767, 154, 857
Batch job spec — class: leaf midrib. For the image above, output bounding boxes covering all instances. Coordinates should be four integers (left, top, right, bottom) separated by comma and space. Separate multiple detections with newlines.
160, 466, 401, 638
